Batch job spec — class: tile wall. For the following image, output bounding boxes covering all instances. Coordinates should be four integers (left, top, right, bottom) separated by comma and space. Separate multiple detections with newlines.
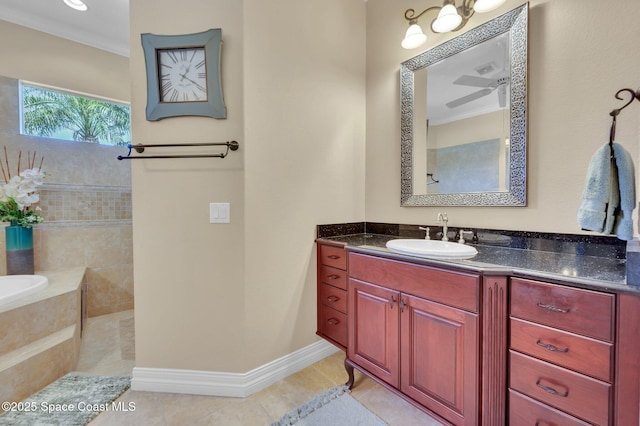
0, 186, 133, 317
0, 75, 133, 318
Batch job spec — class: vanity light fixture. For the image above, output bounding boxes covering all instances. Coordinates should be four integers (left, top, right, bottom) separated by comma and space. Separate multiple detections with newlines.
63, 0, 88, 12
401, 0, 506, 49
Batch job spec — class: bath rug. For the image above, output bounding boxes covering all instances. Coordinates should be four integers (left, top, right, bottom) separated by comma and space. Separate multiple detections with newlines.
270, 385, 388, 426
0, 372, 130, 425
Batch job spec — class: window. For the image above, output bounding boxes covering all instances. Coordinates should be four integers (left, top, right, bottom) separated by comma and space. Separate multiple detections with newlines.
20, 82, 131, 146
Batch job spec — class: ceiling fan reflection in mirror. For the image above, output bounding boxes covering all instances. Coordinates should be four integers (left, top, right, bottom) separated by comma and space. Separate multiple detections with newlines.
446, 70, 509, 108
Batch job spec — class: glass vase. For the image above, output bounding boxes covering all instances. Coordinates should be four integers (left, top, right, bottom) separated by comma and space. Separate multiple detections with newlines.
5, 223, 34, 275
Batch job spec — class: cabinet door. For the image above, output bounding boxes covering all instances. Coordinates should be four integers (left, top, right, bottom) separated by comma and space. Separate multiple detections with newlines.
348, 278, 400, 388
401, 294, 478, 426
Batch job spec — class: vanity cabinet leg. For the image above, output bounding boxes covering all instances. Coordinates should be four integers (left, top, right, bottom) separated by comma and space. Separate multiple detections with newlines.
344, 358, 355, 389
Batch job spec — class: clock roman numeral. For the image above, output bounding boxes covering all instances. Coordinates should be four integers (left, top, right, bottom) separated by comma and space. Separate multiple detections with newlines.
161, 80, 172, 94
191, 81, 206, 92
165, 50, 179, 63
195, 59, 205, 69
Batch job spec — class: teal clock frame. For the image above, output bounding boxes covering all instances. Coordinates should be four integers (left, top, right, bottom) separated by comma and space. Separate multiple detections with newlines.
142, 29, 226, 121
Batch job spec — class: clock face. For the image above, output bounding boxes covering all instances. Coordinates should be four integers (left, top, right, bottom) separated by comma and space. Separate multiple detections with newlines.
157, 48, 208, 103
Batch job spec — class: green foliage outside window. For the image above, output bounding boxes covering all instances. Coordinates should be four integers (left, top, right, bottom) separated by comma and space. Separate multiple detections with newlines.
21, 84, 131, 146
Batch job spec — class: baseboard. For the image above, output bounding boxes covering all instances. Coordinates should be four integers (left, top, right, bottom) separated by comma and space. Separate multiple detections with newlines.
131, 339, 340, 397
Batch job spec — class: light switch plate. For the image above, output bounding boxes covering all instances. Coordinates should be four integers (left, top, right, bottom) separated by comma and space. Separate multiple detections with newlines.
210, 203, 230, 223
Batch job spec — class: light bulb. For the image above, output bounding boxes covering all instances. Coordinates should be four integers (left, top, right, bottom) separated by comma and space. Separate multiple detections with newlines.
401, 24, 427, 49
473, 0, 506, 13
431, 4, 462, 33
63, 0, 88, 11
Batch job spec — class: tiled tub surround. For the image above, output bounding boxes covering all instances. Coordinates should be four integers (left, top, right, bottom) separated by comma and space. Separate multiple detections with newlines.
0, 184, 133, 317
0, 268, 85, 409
317, 222, 631, 292
0, 75, 132, 317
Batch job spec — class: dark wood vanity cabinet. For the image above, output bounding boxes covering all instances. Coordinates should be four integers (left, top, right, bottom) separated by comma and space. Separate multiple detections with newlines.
316, 242, 348, 349
315, 241, 640, 424
508, 277, 615, 425
347, 252, 482, 426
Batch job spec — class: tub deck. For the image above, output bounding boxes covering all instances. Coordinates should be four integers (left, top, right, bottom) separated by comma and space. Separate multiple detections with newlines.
0, 268, 86, 408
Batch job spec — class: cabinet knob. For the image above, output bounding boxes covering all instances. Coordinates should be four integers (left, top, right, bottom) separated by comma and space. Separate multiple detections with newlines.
327, 255, 340, 260
327, 318, 340, 326
389, 295, 396, 309
327, 296, 340, 303
327, 274, 340, 280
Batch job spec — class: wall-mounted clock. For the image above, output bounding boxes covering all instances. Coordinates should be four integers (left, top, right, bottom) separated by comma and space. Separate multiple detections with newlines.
141, 29, 226, 121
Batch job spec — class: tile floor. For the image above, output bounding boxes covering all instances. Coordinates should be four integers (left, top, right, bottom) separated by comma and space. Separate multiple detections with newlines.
77, 310, 443, 425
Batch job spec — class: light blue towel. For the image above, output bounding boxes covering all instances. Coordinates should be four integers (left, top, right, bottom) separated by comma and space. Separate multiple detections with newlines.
612, 142, 636, 240
577, 142, 636, 241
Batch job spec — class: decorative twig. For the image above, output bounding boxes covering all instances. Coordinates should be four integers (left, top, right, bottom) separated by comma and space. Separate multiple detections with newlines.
3, 147, 10, 180
0, 156, 6, 184
0, 148, 45, 181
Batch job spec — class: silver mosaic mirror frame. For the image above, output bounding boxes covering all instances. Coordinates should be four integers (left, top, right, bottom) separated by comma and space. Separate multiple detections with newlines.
400, 4, 528, 206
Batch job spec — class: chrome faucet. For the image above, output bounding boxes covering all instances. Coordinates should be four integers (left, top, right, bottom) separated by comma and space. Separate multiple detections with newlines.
437, 212, 448, 241
418, 226, 430, 239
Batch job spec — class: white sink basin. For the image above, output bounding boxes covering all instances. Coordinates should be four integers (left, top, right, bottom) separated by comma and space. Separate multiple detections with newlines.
386, 239, 478, 259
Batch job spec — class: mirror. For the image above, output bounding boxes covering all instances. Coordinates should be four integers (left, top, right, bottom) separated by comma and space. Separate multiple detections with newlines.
400, 4, 527, 206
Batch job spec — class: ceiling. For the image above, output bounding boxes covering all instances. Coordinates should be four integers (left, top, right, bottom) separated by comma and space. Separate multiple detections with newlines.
426, 32, 509, 126
0, 0, 129, 57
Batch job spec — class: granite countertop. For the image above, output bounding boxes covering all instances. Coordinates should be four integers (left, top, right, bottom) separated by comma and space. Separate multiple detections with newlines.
318, 233, 637, 295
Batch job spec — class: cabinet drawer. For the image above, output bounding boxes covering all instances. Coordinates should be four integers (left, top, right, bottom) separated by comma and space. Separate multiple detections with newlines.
510, 278, 614, 342
510, 318, 613, 382
349, 253, 479, 313
319, 305, 347, 347
509, 351, 611, 425
509, 390, 590, 426
318, 244, 347, 270
319, 265, 347, 290
319, 282, 347, 314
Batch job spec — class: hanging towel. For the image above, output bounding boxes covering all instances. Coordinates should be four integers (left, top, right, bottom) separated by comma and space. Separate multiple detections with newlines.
612, 142, 636, 240
577, 142, 636, 240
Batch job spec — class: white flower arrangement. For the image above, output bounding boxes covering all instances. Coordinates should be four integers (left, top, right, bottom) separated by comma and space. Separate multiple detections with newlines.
0, 149, 45, 228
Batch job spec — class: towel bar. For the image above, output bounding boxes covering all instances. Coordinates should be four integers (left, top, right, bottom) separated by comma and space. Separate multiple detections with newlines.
117, 141, 239, 160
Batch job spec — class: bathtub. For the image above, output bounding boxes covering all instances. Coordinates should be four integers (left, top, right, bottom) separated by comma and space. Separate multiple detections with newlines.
0, 274, 48, 306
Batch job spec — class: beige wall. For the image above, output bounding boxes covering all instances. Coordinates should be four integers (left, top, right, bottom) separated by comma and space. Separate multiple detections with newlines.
0, 20, 129, 101
130, 0, 246, 373
0, 22, 133, 317
130, 0, 365, 373
243, 0, 366, 367
365, 0, 640, 234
